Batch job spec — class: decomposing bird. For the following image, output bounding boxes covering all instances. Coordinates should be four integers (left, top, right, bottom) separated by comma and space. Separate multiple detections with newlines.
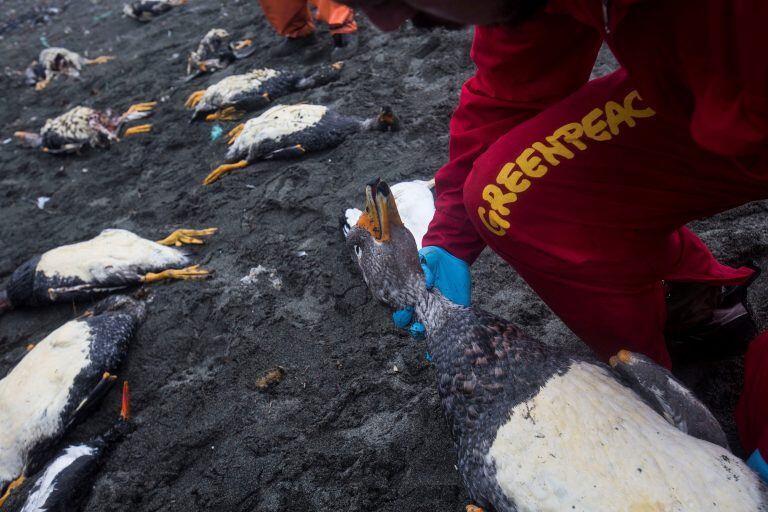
184, 62, 343, 121
14, 103, 156, 154
0, 296, 144, 508
186, 29, 256, 80
122, 0, 186, 21
342, 177, 435, 249
346, 178, 768, 512
13, 382, 132, 512
25, 47, 115, 90
0, 228, 216, 313
204, 104, 398, 185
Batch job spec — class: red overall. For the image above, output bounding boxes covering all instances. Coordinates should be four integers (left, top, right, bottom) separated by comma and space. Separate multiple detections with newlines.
422, 2, 768, 451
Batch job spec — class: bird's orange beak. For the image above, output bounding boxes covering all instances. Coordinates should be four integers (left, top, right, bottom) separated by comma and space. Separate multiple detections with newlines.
356, 179, 403, 242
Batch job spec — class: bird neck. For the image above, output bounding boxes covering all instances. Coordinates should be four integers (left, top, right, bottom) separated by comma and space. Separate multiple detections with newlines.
413, 287, 462, 336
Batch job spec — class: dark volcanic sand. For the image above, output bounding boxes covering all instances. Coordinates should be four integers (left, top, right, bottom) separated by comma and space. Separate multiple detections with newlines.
0, 2, 766, 511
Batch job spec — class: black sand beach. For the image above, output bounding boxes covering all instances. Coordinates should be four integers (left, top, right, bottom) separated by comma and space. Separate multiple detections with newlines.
1, 1, 766, 510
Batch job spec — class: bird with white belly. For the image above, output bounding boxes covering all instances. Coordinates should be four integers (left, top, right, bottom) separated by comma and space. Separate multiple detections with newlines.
185, 29, 256, 80
185, 62, 344, 122
342, 177, 435, 249
14, 103, 156, 155
8, 382, 132, 512
345, 178, 768, 512
203, 103, 398, 185
0, 296, 144, 508
0, 228, 216, 314
24, 47, 114, 91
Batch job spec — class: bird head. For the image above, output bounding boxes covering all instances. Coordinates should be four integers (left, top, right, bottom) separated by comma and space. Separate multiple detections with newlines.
345, 178, 424, 309
89, 109, 121, 141
24, 60, 46, 86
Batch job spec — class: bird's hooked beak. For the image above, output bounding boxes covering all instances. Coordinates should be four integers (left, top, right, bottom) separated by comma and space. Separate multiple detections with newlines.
356, 178, 404, 242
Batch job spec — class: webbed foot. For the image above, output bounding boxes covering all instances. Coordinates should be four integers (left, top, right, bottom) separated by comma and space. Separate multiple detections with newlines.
232, 39, 252, 50
185, 90, 206, 109
156, 227, 217, 246
142, 265, 210, 283
466, 506, 484, 512
0, 476, 26, 507
34, 78, 51, 91
123, 123, 152, 136
203, 160, 248, 185
86, 55, 116, 65
226, 123, 245, 145
205, 106, 244, 122
123, 101, 157, 121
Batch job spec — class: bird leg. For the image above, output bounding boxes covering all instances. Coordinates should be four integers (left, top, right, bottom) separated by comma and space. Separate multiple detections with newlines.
205, 106, 243, 122
156, 227, 218, 246
123, 124, 152, 136
185, 90, 206, 108
0, 476, 26, 507
226, 123, 245, 145
466, 506, 484, 512
203, 160, 249, 185
85, 55, 116, 65
141, 265, 210, 283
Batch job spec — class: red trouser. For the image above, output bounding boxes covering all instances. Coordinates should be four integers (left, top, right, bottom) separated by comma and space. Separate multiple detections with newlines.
463, 68, 768, 453
464, 69, 765, 368
258, 0, 357, 38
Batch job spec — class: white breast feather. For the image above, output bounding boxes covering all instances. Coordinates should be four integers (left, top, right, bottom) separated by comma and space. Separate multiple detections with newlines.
37, 229, 188, 282
20, 444, 95, 512
488, 361, 764, 512
202, 69, 279, 106
0, 321, 93, 485
230, 104, 327, 157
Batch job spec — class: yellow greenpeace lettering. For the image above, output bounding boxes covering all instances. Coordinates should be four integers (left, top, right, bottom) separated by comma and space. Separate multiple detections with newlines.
477, 90, 655, 236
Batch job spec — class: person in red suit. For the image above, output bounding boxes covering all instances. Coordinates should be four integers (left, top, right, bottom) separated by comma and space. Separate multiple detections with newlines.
340, 0, 768, 481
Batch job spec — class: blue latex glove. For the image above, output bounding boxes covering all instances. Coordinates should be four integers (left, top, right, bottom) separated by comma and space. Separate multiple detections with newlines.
418, 246, 471, 306
748, 449, 768, 483
392, 246, 471, 336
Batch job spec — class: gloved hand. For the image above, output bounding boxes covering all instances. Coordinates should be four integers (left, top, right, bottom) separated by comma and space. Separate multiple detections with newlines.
748, 449, 768, 484
392, 246, 471, 337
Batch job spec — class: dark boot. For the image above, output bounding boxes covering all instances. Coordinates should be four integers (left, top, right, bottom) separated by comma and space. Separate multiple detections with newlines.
331, 32, 358, 61
270, 33, 318, 59
666, 262, 761, 364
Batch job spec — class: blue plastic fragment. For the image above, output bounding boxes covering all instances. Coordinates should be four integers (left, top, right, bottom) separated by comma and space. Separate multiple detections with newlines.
40, 36, 50, 48
210, 125, 224, 141
425, 352, 432, 363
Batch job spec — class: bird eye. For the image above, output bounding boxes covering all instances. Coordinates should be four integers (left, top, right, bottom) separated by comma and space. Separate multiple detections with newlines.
353, 245, 362, 260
